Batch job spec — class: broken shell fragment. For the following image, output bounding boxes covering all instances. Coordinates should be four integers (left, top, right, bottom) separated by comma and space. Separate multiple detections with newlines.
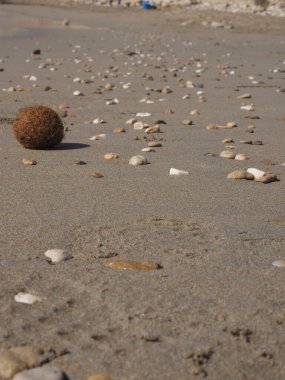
145, 125, 160, 134
134, 121, 148, 130
104, 153, 119, 160
227, 170, 254, 180
113, 127, 125, 133
129, 155, 149, 166
272, 260, 285, 268
141, 147, 155, 152
22, 158, 37, 165
255, 173, 278, 184
105, 260, 162, 271
136, 112, 151, 117
91, 172, 104, 178
89, 134, 107, 141
44, 248, 72, 263
220, 150, 236, 159
182, 119, 193, 126
148, 141, 162, 148
14, 292, 42, 304
246, 168, 265, 180
222, 138, 234, 143
169, 168, 189, 176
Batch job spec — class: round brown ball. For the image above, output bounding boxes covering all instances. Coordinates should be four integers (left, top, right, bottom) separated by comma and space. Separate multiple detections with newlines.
13, 105, 64, 149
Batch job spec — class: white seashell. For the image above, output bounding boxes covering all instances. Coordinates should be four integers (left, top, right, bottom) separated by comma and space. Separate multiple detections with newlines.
141, 147, 155, 152
145, 125, 160, 134
106, 98, 119, 105
235, 153, 249, 161
126, 118, 137, 125
136, 112, 151, 117
182, 94, 190, 100
134, 121, 148, 130
169, 168, 189, 176
92, 118, 105, 124
247, 168, 265, 180
44, 248, 72, 263
272, 260, 285, 268
73, 77, 81, 83
29, 76, 37, 81
89, 134, 107, 141
129, 155, 149, 166
15, 292, 42, 304
240, 104, 254, 111
73, 90, 84, 96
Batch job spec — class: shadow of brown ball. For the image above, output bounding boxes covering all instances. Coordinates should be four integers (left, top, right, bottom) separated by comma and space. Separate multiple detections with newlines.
13, 105, 64, 149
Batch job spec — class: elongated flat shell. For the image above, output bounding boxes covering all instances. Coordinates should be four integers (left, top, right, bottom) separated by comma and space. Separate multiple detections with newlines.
129, 155, 149, 166
136, 112, 151, 117
237, 93, 252, 99
272, 260, 285, 268
22, 158, 37, 166
113, 127, 125, 133
13, 367, 65, 380
169, 168, 189, 176
89, 134, 106, 141
104, 153, 119, 160
87, 375, 112, 380
148, 141, 162, 148
227, 170, 254, 180
247, 168, 265, 180
141, 147, 155, 152
91, 172, 104, 178
44, 249, 72, 263
125, 118, 137, 125
14, 292, 42, 304
222, 138, 234, 143
105, 260, 162, 271
220, 150, 236, 159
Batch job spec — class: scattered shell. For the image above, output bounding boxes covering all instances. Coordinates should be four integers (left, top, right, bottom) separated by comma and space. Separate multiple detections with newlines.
136, 112, 151, 117
105, 260, 162, 271
22, 158, 37, 166
93, 118, 106, 124
241, 104, 254, 111
220, 150, 236, 159
87, 375, 112, 380
0, 347, 38, 379
255, 173, 278, 184
14, 367, 65, 380
235, 153, 250, 161
126, 118, 137, 125
145, 126, 160, 134
141, 147, 155, 152
91, 172, 104, 178
129, 155, 149, 166
222, 138, 234, 143
58, 103, 70, 110
75, 160, 86, 165
272, 260, 285, 268
148, 141, 162, 148
73, 90, 84, 96
182, 119, 193, 126
134, 121, 147, 130
104, 153, 119, 160
106, 98, 119, 105
190, 109, 199, 116
89, 134, 107, 141
14, 292, 42, 305
226, 122, 238, 128
169, 168, 189, 176
113, 127, 125, 133
246, 168, 265, 180
227, 170, 254, 180
164, 108, 174, 114
237, 93, 252, 99
44, 248, 72, 263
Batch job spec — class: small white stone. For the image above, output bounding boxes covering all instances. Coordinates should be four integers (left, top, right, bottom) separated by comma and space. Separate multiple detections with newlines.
247, 168, 266, 180
92, 118, 105, 124
14, 292, 42, 305
240, 104, 254, 111
129, 155, 149, 166
169, 168, 189, 176
106, 98, 119, 105
44, 249, 72, 263
272, 260, 285, 268
136, 112, 151, 117
89, 134, 107, 141
73, 90, 84, 96
125, 118, 137, 125
29, 76, 37, 81
73, 77, 81, 83
141, 147, 155, 152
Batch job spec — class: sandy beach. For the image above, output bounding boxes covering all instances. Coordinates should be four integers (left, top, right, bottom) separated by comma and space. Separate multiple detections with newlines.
0, 3, 285, 380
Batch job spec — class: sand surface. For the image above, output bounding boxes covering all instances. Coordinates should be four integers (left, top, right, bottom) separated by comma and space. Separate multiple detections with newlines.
0, 3, 285, 380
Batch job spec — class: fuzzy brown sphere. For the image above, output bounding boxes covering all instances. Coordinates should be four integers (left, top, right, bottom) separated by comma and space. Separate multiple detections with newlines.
13, 106, 64, 149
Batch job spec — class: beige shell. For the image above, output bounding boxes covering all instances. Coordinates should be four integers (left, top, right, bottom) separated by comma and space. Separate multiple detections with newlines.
227, 170, 254, 180
145, 125, 160, 134
129, 155, 149, 166
22, 158, 37, 165
220, 150, 236, 159
104, 153, 119, 160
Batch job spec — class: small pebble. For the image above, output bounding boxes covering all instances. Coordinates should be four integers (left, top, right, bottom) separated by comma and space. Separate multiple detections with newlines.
14, 292, 42, 305
129, 155, 149, 166
91, 172, 104, 178
86, 375, 112, 380
227, 170, 254, 180
222, 138, 234, 143
136, 112, 151, 117
0, 347, 38, 379
44, 249, 72, 264
73, 90, 84, 96
145, 126, 160, 134
148, 141, 162, 148
113, 128, 125, 133
89, 134, 107, 141
237, 93, 252, 99
75, 160, 86, 165
255, 173, 278, 184
13, 367, 65, 380
22, 158, 37, 166
235, 153, 249, 161
105, 260, 162, 271
141, 147, 155, 152
220, 150, 236, 159
182, 119, 193, 126
104, 153, 119, 160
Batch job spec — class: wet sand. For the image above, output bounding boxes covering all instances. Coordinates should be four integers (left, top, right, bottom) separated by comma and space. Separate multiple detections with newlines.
0, 3, 285, 380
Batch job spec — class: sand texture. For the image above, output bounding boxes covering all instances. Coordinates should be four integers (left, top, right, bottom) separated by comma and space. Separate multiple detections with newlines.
0, 3, 285, 380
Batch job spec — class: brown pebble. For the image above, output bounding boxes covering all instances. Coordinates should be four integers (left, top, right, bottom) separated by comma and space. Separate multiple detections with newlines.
87, 376, 112, 380
105, 260, 162, 271
22, 158, 37, 165
113, 127, 125, 133
91, 172, 104, 178
0, 346, 38, 379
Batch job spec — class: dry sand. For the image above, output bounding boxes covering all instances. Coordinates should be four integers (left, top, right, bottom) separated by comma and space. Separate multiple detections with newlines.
0, 3, 285, 380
